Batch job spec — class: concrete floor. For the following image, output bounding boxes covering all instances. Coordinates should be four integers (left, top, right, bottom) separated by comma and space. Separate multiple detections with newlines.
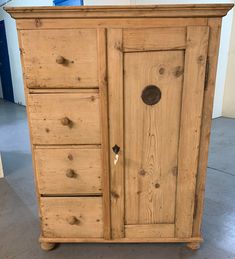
0, 98, 235, 259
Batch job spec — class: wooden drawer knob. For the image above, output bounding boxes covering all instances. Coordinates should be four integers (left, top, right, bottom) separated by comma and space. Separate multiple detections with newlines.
66, 216, 80, 225
56, 55, 66, 64
66, 169, 76, 178
67, 154, 73, 160
61, 117, 72, 127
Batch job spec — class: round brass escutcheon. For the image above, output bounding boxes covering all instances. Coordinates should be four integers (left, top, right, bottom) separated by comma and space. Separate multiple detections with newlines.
66, 216, 80, 225
66, 169, 76, 178
141, 85, 161, 105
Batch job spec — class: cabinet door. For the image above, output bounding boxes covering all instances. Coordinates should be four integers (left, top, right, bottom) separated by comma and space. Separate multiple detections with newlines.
108, 26, 209, 239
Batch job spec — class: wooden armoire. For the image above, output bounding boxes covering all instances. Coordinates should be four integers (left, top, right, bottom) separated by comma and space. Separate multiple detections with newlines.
6, 4, 233, 251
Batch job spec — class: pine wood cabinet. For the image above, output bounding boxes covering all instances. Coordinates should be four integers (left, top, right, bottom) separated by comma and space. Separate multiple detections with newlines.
6, 4, 233, 251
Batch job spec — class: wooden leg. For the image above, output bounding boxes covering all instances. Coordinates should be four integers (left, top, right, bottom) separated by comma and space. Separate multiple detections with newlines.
186, 242, 201, 250
40, 242, 56, 251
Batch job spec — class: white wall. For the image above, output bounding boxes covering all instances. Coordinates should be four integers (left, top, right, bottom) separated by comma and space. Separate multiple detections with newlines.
0, 0, 53, 105
222, 7, 235, 118
213, 8, 234, 118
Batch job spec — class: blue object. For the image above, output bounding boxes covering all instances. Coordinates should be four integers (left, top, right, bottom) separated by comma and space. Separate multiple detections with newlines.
53, 0, 83, 6
0, 20, 14, 103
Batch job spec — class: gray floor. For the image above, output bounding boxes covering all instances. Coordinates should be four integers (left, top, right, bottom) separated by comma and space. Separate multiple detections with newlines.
0, 98, 235, 259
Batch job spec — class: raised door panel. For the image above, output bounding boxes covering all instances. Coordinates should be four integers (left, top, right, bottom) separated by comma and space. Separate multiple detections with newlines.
108, 26, 209, 239
124, 51, 184, 225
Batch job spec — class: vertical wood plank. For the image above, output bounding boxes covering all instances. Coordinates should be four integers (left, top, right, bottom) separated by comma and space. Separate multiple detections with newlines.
17, 28, 44, 224
108, 29, 125, 239
175, 26, 209, 238
193, 18, 222, 237
97, 28, 111, 240
124, 51, 184, 225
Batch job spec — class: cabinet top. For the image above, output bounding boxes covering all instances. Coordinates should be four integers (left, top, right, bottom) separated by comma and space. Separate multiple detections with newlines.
5, 4, 233, 19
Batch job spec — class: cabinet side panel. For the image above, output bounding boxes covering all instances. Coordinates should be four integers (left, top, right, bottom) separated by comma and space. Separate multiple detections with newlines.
175, 26, 209, 238
193, 18, 222, 237
16, 29, 42, 219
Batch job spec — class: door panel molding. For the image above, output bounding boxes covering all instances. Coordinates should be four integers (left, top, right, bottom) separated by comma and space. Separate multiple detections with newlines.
124, 50, 184, 225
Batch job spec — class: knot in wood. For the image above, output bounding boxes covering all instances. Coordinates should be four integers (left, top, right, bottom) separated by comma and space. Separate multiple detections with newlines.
159, 67, 165, 75
111, 191, 119, 199
139, 169, 147, 176
174, 66, 184, 77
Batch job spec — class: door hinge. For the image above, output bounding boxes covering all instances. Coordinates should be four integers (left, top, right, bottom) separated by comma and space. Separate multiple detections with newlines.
204, 57, 210, 91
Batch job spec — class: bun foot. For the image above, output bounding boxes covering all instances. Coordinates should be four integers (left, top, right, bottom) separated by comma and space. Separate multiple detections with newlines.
40, 242, 56, 251
186, 242, 200, 250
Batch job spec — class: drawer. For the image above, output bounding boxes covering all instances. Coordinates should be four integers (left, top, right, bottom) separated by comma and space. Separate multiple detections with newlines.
35, 147, 102, 195
28, 93, 101, 144
20, 29, 98, 88
41, 197, 103, 238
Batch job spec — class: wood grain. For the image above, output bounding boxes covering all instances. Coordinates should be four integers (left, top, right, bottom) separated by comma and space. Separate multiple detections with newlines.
15, 18, 207, 30
6, 4, 233, 19
108, 29, 125, 239
40, 236, 203, 243
17, 30, 44, 223
97, 28, 111, 240
123, 27, 186, 52
29, 89, 99, 94
193, 18, 222, 237
28, 93, 101, 145
20, 29, 98, 88
35, 148, 102, 195
124, 51, 184, 225
125, 224, 174, 238
41, 197, 103, 238
7, 4, 229, 245
175, 26, 209, 238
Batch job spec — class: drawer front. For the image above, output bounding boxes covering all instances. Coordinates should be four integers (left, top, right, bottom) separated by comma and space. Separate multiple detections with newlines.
20, 29, 98, 88
28, 93, 101, 144
41, 197, 103, 238
35, 147, 102, 195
